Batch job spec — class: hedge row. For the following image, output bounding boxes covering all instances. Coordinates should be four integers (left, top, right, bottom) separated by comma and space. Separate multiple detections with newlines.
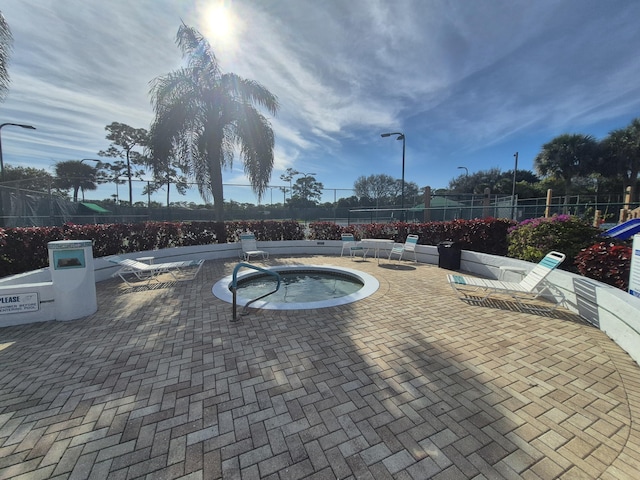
0, 218, 510, 278
1, 217, 632, 292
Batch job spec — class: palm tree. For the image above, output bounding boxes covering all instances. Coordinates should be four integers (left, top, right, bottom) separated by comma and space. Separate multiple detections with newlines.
1, 11, 13, 101
601, 118, 640, 203
54, 160, 98, 202
534, 133, 598, 195
148, 23, 279, 221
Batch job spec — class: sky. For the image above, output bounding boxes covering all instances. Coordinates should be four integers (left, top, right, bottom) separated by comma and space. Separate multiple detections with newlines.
1, 0, 640, 207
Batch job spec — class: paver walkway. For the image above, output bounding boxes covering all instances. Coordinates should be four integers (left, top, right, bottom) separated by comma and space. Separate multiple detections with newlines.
1, 255, 639, 479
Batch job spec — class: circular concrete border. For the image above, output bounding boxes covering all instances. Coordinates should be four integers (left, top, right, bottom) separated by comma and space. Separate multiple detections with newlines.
212, 264, 379, 310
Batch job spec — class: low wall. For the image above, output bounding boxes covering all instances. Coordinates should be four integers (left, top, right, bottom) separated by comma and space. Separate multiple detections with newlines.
1, 241, 639, 368
459, 250, 640, 365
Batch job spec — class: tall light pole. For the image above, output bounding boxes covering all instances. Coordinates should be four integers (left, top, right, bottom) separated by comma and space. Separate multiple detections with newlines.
511, 151, 518, 220
0, 123, 37, 182
457, 166, 468, 176
381, 132, 406, 221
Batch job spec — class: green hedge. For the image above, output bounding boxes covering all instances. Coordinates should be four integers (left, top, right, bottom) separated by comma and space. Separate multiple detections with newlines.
308, 218, 514, 255
2, 217, 632, 292
0, 218, 513, 278
0, 220, 300, 277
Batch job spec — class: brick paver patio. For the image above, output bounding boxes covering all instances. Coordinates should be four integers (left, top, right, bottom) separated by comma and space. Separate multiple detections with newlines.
1, 255, 639, 479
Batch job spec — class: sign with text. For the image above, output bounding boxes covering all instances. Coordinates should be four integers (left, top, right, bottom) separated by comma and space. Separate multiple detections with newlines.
0, 293, 39, 315
630, 234, 640, 298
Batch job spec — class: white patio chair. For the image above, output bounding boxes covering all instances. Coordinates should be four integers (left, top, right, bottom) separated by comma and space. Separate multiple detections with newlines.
108, 256, 205, 286
447, 251, 566, 312
340, 233, 367, 260
388, 234, 419, 262
239, 232, 269, 262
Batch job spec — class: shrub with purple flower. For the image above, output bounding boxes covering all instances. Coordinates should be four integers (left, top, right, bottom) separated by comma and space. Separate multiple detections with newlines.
507, 215, 600, 271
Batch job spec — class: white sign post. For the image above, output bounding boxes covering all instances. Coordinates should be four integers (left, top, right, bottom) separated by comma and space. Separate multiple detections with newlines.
630, 234, 640, 298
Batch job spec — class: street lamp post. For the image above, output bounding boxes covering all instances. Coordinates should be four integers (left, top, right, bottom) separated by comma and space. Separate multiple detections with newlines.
0, 123, 37, 182
381, 132, 406, 221
457, 166, 468, 176
511, 151, 518, 220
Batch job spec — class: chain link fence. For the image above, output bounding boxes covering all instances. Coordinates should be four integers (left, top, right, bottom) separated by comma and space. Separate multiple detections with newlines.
1, 182, 634, 228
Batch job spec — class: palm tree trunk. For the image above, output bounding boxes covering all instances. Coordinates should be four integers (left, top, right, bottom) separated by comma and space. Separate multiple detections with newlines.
207, 156, 224, 221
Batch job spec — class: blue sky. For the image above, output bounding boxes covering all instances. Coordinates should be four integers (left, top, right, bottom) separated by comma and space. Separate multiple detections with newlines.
1, 0, 639, 206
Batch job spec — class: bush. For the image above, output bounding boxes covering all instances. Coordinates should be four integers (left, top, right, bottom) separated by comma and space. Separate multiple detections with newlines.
575, 241, 632, 290
507, 215, 601, 270
308, 218, 514, 255
0, 220, 304, 278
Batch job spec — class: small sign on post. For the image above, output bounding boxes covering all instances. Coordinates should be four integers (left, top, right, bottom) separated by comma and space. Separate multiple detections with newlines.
630, 234, 640, 298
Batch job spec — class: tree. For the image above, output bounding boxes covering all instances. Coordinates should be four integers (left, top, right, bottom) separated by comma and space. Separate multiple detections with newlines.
336, 196, 360, 208
148, 23, 279, 221
98, 122, 148, 205
394, 180, 420, 205
354, 174, 396, 204
1, 164, 54, 191
280, 167, 300, 203
601, 118, 640, 202
145, 151, 189, 207
0, 11, 12, 101
54, 160, 98, 202
291, 175, 323, 206
448, 167, 542, 199
534, 134, 598, 195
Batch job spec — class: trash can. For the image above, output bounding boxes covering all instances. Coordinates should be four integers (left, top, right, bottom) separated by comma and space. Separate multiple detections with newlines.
437, 241, 461, 270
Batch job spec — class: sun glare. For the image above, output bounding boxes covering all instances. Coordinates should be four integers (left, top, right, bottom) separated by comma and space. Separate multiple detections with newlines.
205, 3, 234, 41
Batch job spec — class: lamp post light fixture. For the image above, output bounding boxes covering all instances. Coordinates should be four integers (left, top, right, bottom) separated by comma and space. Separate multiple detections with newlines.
0, 123, 37, 182
381, 132, 406, 220
457, 166, 468, 176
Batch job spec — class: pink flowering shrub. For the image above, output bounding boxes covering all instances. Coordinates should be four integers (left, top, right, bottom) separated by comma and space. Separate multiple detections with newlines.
507, 215, 600, 270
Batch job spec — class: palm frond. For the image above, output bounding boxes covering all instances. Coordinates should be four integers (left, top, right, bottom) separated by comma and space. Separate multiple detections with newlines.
221, 73, 278, 116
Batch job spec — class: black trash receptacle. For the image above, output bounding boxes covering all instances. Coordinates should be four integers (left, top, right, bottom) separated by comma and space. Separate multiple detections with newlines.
437, 241, 461, 270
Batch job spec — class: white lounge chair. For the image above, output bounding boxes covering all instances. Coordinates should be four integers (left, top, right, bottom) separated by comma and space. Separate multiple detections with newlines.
239, 232, 269, 262
388, 234, 419, 262
340, 233, 367, 260
447, 251, 566, 312
108, 256, 205, 286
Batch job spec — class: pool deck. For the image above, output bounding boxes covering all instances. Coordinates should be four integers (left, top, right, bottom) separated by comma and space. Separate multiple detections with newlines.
1, 255, 639, 479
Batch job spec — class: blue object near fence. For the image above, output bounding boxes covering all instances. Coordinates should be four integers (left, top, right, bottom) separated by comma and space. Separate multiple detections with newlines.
602, 219, 640, 240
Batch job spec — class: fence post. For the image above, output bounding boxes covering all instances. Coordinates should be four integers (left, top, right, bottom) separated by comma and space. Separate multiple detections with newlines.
619, 186, 632, 222
593, 209, 602, 227
482, 188, 491, 218
545, 189, 553, 218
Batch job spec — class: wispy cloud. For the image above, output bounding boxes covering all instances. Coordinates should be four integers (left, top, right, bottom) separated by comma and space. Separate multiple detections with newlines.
1, 0, 638, 202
